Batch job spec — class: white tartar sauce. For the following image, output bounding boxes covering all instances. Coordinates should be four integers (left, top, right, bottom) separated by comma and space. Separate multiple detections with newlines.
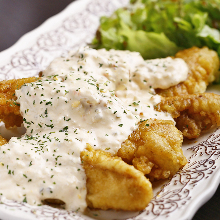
0, 47, 188, 212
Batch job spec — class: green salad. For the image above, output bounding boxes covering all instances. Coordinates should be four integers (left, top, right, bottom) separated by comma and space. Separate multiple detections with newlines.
92, 0, 220, 59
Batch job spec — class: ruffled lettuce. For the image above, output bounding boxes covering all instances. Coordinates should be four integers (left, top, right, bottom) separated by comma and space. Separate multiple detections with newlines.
92, 0, 220, 59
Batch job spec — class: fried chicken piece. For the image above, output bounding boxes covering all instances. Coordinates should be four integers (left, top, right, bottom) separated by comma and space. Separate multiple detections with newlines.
117, 119, 187, 181
0, 77, 37, 128
156, 93, 220, 139
0, 135, 8, 146
156, 47, 220, 97
0, 114, 23, 129
81, 145, 153, 211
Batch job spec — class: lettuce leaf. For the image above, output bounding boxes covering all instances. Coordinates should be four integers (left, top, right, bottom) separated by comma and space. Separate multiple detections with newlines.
118, 23, 180, 59
92, 0, 220, 59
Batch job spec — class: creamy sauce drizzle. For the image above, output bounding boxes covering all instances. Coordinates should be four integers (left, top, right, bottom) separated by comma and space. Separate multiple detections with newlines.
0, 47, 188, 212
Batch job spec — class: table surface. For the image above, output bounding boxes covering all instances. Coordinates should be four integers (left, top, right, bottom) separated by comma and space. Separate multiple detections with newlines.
0, 1, 219, 220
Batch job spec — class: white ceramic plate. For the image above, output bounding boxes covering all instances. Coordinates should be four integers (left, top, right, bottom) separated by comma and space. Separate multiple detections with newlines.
0, 0, 219, 219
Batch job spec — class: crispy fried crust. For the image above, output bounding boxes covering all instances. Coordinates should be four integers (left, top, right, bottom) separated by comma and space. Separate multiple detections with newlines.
156, 93, 220, 139
81, 145, 153, 211
0, 77, 38, 128
0, 135, 8, 146
0, 114, 23, 129
117, 119, 187, 181
156, 47, 220, 97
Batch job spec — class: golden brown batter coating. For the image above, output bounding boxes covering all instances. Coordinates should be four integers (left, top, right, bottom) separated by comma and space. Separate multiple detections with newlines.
0, 77, 38, 128
156, 47, 220, 97
81, 145, 153, 211
156, 93, 220, 139
0, 135, 8, 146
117, 119, 187, 181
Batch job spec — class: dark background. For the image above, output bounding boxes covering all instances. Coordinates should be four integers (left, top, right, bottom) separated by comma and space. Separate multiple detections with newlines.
0, 1, 219, 219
